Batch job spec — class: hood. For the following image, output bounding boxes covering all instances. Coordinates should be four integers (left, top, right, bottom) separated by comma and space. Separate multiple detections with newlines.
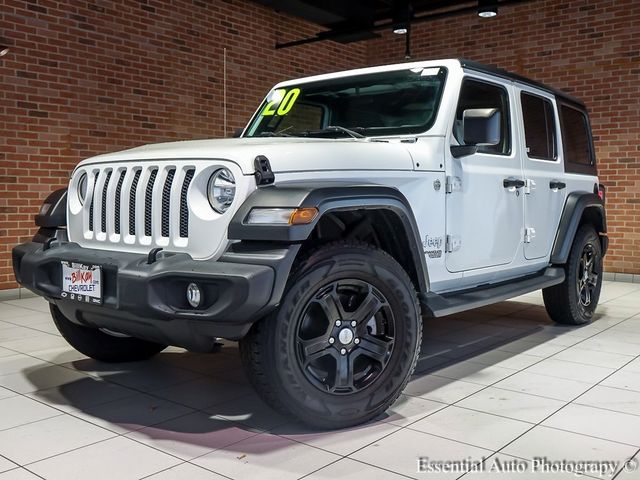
76, 137, 415, 174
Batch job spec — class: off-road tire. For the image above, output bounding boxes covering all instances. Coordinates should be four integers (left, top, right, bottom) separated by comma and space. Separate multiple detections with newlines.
543, 225, 603, 325
239, 241, 422, 429
51, 304, 167, 362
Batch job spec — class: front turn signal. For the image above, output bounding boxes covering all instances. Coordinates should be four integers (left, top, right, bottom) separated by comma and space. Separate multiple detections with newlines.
246, 207, 318, 225
289, 207, 318, 225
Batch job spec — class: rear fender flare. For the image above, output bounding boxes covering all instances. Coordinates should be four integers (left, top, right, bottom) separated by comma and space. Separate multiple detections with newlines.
551, 192, 607, 264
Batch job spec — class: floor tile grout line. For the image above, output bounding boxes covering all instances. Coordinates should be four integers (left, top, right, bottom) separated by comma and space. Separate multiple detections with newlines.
529, 423, 640, 449
611, 447, 640, 480
0, 454, 18, 473
7, 466, 47, 480
19, 432, 121, 468
139, 460, 236, 480
414, 402, 541, 426
0, 411, 66, 434
401, 424, 505, 453
297, 455, 417, 480
583, 382, 640, 396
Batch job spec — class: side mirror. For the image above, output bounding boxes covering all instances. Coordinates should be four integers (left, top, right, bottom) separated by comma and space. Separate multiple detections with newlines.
462, 108, 501, 146
232, 128, 244, 138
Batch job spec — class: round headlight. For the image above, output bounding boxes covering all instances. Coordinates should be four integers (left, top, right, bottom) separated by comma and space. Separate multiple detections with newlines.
77, 173, 88, 204
207, 168, 236, 213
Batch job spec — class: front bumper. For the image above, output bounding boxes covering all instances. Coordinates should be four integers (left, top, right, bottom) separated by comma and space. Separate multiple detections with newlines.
12, 241, 298, 349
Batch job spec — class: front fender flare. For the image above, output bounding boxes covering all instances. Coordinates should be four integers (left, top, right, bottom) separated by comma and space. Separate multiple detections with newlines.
229, 182, 429, 292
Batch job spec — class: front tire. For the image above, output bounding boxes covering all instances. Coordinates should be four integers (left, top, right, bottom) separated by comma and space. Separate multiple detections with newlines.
239, 242, 422, 430
543, 224, 603, 325
51, 305, 167, 362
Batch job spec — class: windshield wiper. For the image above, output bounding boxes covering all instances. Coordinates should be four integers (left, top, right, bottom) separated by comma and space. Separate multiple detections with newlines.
256, 131, 294, 137
293, 126, 367, 139
325, 125, 366, 139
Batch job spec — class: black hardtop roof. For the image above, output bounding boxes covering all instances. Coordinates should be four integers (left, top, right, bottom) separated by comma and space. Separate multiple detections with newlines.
459, 59, 587, 109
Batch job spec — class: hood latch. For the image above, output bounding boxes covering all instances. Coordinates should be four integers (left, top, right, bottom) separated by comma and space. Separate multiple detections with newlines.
254, 155, 275, 186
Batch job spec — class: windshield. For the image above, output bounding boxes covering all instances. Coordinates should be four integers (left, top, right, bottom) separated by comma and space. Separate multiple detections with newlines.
245, 66, 447, 138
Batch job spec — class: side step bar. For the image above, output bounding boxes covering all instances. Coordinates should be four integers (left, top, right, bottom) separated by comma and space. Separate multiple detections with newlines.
421, 267, 565, 318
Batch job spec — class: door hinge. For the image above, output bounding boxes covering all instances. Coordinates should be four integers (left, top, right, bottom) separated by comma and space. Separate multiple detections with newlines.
524, 227, 536, 243
445, 176, 462, 193
445, 234, 462, 253
524, 179, 536, 195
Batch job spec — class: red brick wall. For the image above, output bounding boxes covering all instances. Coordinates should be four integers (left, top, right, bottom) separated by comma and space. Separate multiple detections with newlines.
0, 0, 366, 289
366, 0, 640, 274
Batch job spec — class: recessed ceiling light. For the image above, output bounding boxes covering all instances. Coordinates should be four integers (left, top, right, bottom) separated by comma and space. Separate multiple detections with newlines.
478, 0, 498, 17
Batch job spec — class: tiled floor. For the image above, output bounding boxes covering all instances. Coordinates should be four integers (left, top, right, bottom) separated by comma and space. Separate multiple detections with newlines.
0, 281, 639, 479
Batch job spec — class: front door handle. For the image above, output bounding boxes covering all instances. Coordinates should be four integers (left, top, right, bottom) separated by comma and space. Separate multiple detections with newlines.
549, 180, 566, 190
503, 178, 525, 189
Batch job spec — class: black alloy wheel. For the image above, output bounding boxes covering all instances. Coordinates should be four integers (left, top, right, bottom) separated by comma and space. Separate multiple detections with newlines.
296, 279, 395, 395
577, 243, 599, 309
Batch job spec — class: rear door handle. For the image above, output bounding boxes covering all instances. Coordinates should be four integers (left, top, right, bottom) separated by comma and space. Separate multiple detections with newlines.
549, 180, 566, 190
503, 178, 525, 189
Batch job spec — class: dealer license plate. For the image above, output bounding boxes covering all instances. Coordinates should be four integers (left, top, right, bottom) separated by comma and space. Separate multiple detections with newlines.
61, 262, 102, 304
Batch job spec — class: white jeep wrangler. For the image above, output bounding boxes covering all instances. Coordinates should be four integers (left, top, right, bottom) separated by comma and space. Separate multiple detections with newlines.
13, 59, 607, 429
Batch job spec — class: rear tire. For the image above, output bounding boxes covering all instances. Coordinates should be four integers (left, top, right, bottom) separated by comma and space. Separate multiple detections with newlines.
239, 241, 422, 430
51, 305, 167, 362
543, 225, 603, 325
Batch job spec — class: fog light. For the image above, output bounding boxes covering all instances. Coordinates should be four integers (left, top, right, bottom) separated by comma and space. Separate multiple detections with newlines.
186, 283, 202, 308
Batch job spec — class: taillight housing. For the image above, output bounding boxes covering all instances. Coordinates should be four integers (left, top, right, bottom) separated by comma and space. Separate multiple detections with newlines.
595, 183, 606, 203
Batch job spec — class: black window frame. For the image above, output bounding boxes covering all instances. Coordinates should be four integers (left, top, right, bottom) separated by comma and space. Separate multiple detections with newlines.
454, 77, 512, 156
520, 91, 558, 161
558, 101, 597, 175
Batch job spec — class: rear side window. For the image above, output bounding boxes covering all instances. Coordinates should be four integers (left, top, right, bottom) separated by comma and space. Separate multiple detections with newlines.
559, 103, 596, 174
521, 93, 556, 160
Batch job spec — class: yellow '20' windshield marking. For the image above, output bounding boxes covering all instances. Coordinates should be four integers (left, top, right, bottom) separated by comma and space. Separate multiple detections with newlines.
261, 88, 301, 116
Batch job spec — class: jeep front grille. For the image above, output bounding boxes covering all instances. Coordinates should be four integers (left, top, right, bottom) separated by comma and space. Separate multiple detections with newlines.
69, 159, 250, 261
83, 164, 195, 243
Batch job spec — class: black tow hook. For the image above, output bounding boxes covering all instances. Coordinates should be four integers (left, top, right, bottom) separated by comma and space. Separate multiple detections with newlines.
147, 247, 163, 264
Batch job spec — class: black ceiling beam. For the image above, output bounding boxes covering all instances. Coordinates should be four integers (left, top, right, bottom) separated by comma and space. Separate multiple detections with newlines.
275, 0, 533, 49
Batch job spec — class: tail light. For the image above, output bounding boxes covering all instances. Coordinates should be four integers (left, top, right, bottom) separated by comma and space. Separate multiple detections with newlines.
595, 183, 606, 203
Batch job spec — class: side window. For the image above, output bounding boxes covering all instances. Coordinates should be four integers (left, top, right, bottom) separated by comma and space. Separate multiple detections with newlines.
453, 79, 511, 155
560, 104, 594, 169
521, 92, 557, 160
